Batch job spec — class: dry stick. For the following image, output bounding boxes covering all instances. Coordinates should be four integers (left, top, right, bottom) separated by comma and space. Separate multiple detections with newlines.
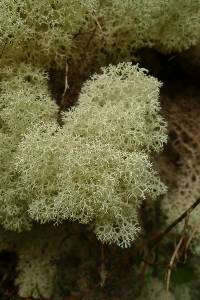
166, 235, 184, 291
165, 216, 189, 291
59, 61, 69, 109
84, 24, 98, 50
174, 213, 191, 261
184, 225, 198, 261
91, 14, 103, 33
62, 61, 69, 97
72, 27, 83, 40
146, 197, 200, 250
139, 197, 200, 278
185, 226, 197, 251
84, 13, 105, 51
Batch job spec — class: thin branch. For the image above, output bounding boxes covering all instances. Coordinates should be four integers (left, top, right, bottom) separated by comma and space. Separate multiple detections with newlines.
166, 235, 184, 291
62, 61, 69, 97
183, 225, 198, 261
72, 27, 83, 40
165, 216, 189, 290
147, 197, 200, 249
59, 60, 70, 110
137, 198, 200, 291
91, 14, 103, 33
84, 24, 97, 50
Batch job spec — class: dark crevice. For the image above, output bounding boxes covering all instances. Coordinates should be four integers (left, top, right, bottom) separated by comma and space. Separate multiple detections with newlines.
0, 251, 18, 299
136, 47, 200, 89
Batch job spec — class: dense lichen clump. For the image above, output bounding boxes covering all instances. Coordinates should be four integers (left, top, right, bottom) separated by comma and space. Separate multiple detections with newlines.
1, 0, 200, 69
0, 64, 58, 231
0, 63, 167, 246
1, 0, 200, 298
0, 0, 97, 68
0, 62, 167, 297
100, 0, 200, 57
17, 129, 164, 247
64, 63, 167, 153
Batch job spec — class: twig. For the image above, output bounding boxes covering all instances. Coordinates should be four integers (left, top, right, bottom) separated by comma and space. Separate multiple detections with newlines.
59, 61, 69, 110
91, 14, 103, 33
62, 61, 69, 97
165, 216, 189, 290
72, 27, 83, 40
184, 225, 198, 261
166, 235, 184, 291
138, 198, 200, 283
84, 24, 98, 50
146, 197, 200, 250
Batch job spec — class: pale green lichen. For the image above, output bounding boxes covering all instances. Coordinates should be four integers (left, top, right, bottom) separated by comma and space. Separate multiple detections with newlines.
99, 0, 200, 57
0, 64, 58, 231
0, 62, 167, 297
1, 0, 200, 69
64, 63, 167, 153
0, 0, 97, 68
16, 129, 164, 247
13, 63, 167, 248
